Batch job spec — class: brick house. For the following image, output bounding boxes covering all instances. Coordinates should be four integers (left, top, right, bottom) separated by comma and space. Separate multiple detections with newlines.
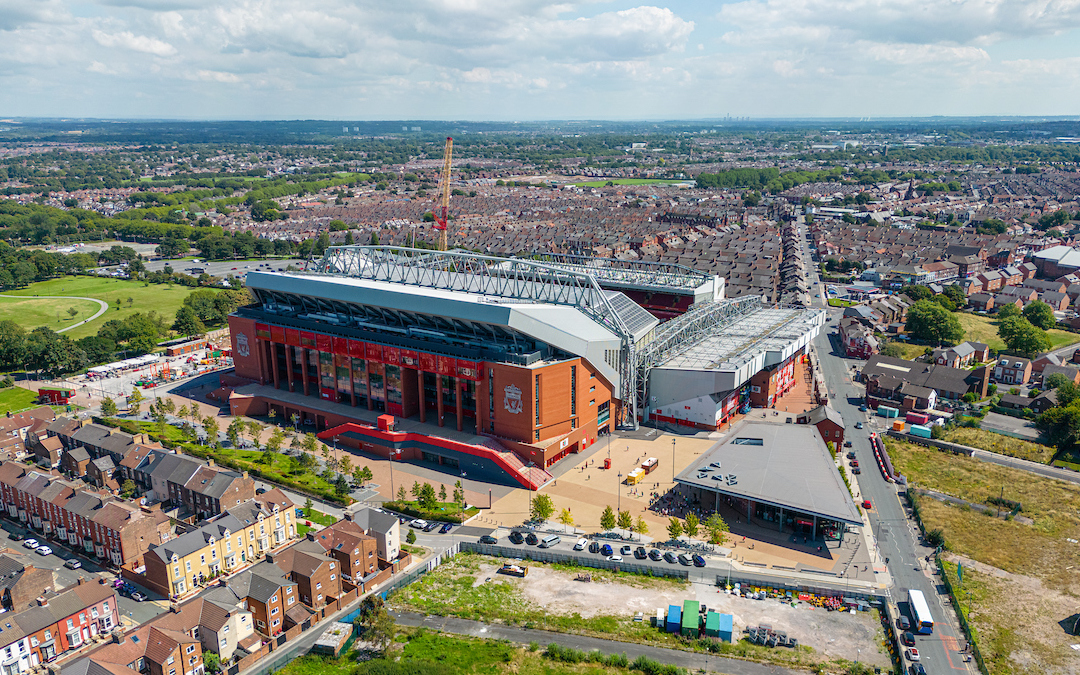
994, 357, 1032, 385
796, 405, 845, 446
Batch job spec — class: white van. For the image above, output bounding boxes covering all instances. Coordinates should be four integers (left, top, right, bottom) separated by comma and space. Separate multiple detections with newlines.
573, 538, 588, 551
539, 534, 561, 548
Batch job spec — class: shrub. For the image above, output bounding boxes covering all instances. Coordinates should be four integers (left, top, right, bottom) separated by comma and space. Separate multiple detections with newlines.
926, 528, 946, 549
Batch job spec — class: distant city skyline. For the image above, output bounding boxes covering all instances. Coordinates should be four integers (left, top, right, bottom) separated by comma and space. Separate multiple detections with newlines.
2, 0, 1080, 120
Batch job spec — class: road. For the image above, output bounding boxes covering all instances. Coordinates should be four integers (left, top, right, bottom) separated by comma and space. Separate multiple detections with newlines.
391, 610, 802, 675
0, 294, 109, 333
801, 223, 976, 675
970, 447, 1080, 484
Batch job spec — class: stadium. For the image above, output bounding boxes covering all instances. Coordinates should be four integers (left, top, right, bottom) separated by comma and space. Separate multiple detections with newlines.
225, 247, 823, 489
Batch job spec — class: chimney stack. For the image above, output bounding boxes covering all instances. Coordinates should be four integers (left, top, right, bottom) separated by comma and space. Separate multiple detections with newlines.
207, 459, 215, 468
36, 596, 47, 607
170, 603, 181, 614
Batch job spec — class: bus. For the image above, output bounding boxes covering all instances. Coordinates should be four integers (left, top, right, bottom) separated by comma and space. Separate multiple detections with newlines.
908, 589, 935, 634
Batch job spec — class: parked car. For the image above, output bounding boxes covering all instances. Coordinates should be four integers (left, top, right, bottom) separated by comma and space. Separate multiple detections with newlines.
8, 533, 22, 542
901, 631, 915, 647
863, 499, 872, 510
479, 535, 498, 545
908, 664, 926, 675
859, 405, 867, 412
574, 538, 588, 551
588, 541, 601, 554
677, 553, 692, 566
508, 531, 525, 544
898, 616, 911, 630
63, 559, 82, 570
131, 591, 147, 602
663, 551, 678, 564
620, 545, 632, 556
852, 467, 861, 474
843, 440, 852, 447
692, 555, 706, 567
850, 459, 859, 467
35, 546, 52, 556
409, 519, 429, 530
855, 422, 863, 429
847, 451, 856, 459
22, 539, 39, 549
525, 533, 539, 546
648, 549, 663, 561
607, 555, 623, 562
439, 523, 453, 534
634, 547, 647, 559
906, 648, 920, 662
600, 544, 613, 556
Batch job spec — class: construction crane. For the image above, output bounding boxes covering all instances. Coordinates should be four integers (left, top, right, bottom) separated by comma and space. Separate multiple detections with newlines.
433, 136, 453, 251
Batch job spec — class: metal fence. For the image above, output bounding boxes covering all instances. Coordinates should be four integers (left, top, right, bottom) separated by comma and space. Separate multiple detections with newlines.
462, 542, 689, 579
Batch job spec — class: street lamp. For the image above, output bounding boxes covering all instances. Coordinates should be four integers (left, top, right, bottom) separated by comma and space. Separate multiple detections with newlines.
617, 472, 623, 512
671, 438, 676, 483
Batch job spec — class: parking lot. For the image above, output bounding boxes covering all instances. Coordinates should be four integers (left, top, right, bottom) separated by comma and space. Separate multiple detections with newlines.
0, 520, 166, 627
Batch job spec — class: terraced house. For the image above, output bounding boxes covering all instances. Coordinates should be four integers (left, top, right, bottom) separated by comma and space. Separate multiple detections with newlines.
0, 462, 171, 567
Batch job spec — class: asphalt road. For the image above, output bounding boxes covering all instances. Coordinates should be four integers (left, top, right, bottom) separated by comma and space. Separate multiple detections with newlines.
0, 519, 165, 626
802, 226, 976, 675
142, 258, 309, 279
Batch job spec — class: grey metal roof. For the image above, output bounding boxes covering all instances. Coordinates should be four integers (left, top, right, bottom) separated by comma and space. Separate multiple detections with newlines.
675, 421, 862, 526
659, 307, 821, 372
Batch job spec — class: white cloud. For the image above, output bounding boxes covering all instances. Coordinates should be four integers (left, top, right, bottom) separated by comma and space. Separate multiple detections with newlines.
92, 29, 177, 56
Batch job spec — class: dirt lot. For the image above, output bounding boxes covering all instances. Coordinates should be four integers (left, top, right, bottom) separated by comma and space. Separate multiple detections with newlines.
471, 559, 890, 668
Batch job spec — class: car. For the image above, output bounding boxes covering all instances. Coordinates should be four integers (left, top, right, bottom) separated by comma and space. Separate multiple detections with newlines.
600, 544, 613, 556
588, 541, 601, 554
607, 555, 623, 562
64, 559, 82, 570
131, 591, 147, 602
508, 531, 525, 544
22, 539, 39, 549
847, 451, 856, 459
525, 533, 539, 545
901, 631, 915, 647
852, 467, 861, 474
908, 665, 926, 675
843, 440, 852, 447
8, 533, 22, 542
424, 522, 440, 532
663, 551, 678, 564
677, 553, 692, 566
409, 519, 429, 529
439, 523, 453, 534
35, 546, 52, 556
898, 616, 911, 630
574, 538, 589, 551
692, 555, 706, 567
479, 535, 498, 545
863, 499, 872, 509
859, 405, 867, 412
850, 459, 859, 467
855, 422, 863, 429
906, 648, 920, 662
620, 545, 632, 556
648, 549, 663, 561
634, 547, 647, 559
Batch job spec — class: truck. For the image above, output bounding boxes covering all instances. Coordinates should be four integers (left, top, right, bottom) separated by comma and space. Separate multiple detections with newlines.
498, 563, 528, 577
626, 468, 644, 485
641, 457, 658, 474
905, 411, 929, 425
908, 424, 933, 439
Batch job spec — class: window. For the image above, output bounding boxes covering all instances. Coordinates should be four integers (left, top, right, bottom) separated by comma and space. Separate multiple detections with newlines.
92, 607, 99, 618
271, 607, 279, 616
189, 657, 197, 666
44, 631, 51, 641
329, 563, 334, 569
272, 620, 279, 627
186, 645, 195, 654
570, 366, 576, 416
222, 625, 230, 634
103, 602, 109, 613
174, 566, 181, 577
30, 637, 38, 647
167, 656, 175, 665
287, 597, 294, 605
185, 561, 191, 572
200, 555, 205, 565
80, 613, 86, 623
169, 670, 175, 675
330, 574, 335, 581
316, 582, 322, 589
67, 619, 74, 629
732, 437, 764, 446
316, 594, 322, 601
286, 586, 292, 594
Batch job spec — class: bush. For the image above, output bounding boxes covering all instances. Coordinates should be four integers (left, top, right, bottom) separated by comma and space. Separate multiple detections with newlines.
926, 528, 947, 549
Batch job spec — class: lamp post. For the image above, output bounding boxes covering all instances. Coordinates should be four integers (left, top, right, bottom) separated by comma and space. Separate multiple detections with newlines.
617, 472, 623, 512
671, 438, 676, 483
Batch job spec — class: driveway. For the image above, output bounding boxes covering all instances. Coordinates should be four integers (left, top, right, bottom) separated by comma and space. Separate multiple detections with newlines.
979, 411, 1042, 441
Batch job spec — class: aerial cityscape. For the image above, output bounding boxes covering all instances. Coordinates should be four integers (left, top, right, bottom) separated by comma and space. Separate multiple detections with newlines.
2, 3, 1080, 675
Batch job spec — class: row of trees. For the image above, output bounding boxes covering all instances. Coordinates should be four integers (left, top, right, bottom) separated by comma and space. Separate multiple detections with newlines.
526, 494, 729, 545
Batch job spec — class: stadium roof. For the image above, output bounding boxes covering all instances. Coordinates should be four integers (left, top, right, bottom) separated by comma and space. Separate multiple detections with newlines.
675, 421, 862, 526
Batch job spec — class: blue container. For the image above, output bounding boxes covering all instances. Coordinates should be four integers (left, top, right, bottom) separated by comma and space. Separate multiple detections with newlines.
666, 604, 681, 633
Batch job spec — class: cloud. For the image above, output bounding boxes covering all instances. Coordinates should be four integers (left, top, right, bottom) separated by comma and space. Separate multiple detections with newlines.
0, 0, 68, 31
92, 29, 177, 56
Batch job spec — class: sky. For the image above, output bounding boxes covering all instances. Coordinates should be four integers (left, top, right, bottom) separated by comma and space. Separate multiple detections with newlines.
3, 0, 1080, 120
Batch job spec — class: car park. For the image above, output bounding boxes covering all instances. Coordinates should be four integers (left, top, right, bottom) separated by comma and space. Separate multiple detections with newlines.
901, 632, 915, 647
574, 538, 588, 551
35, 546, 52, 556
508, 531, 525, 544
64, 559, 82, 570
588, 541, 601, 554
600, 544, 613, 556
525, 533, 539, 545
677, 553, 692, 566
634, 547, 647, 559
663, 551, 678, 564
648, 549, 663, 561
607, 555, 623, 562
692, 555, 706, 567
439, 523, 453, 534
479, 535, 498, 544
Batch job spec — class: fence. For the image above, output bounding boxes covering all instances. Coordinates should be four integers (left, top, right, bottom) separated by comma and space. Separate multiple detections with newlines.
461, 542, 689, 579
713, 571, 885, 604
885, 430, 975, 456
937, 558, 990, 675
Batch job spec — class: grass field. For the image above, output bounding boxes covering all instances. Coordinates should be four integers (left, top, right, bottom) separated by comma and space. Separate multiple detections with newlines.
886, 342, 928, 360
0, 276, 217, 339
886, 437, 1080, 589
0, 296, 101, 333
0, 387, 41, 414
938, 426, 1056, 463
955, 312, 1078, 352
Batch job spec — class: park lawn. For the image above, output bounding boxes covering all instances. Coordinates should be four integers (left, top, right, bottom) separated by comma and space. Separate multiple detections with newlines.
827, 298, 857, 307
887, 437, 1080, 589
0, 296, 101, 333
2, 276, 215, 339
955, 312, 1078, 352
0, 387, 41, 414
938, 426, 1056, 463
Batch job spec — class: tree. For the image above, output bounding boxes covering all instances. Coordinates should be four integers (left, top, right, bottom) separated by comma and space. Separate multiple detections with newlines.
901, 285, 933, 302
600, 506, 616, 531
245, 420, 261, 445
1056, 381, 1080, 406
120, 479, 138, 499
360, 466, 374, 484
203, 653, 221, 674
905, 300, 964, 345
100, 397, 118, 417
267, 428, 285, 454
703, 513, 729, 545
453, 479, 464, 505
1023, 300, 1056, 330
172, 305, 205, 336
530, 493, 554, 522
997, 303, 1021, 319
397, 485, 407, 502
933, 294, 956, 312
334, 474, 349, 496
418, 483, 437, 510
942, 284, 966, 307
410, 480, 421, 500
667, 517, 683, 541
226, 418, 244, 447
303, 497, 313, 516
684, 513, 700, 539
557, 509, 575, 526
303, 432, 318, 456
128, 388, 144, 415
406, 528, 416, 544
355, 595, 396, 655
1037, 402, 1080, 449
617, 510, 633, 532
438, 484, 447, 502
880, 342, 905, 358
202, 416, 219, 448
998, 316, 1051, 357
339, 455, 352, 476
634, 516, 649, 538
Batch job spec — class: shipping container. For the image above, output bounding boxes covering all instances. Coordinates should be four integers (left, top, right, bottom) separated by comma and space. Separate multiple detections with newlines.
718, 613, 733, 643
666, 605, 681, 633
641, 457, 658, 474
905, 412, 929, 425
655, 608, 665, 627
877, 405, 899, 418
704, 611, 720, 638
681, 600, 700, 637
909, 424, 933, 438
892, 420, 905, 431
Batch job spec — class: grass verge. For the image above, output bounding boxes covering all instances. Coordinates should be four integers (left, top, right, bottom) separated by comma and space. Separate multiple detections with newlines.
383, 500, 480, 524
938, 426, 1055, 463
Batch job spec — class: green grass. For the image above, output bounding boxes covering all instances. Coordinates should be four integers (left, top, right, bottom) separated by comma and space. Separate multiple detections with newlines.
954, 312, 1078, 352
887, 342, 928, 360
301, 508, 337, 527
0, 387, 41, 414
383, 499, 480, 524
1, 276, 217, 339
0, 296, 101, 333
938, 426, 1056, 463
570, 179, 690, 188
827, 298, 857, 307
887, 437, 1080, 589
